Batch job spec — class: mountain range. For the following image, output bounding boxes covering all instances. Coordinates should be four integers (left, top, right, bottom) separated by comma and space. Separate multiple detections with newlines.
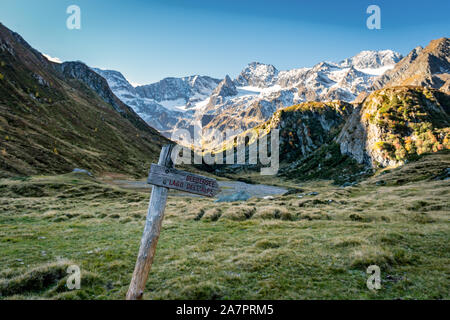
95, 50, 403, 141
0, 20, 448, 180
201, 38, 450, 180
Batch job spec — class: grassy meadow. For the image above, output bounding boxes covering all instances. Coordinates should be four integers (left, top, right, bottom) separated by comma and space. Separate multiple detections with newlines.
0, 152, 449, 300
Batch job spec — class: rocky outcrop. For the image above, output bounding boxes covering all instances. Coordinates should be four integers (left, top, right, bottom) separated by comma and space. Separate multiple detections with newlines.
60, 62, 124, 113
208, 75, 238, 105
337, 86, 450, 167
372, 38, 450, 91
274, 101, 354, 162
336, 106, 370, 165
219, 100, 354, 164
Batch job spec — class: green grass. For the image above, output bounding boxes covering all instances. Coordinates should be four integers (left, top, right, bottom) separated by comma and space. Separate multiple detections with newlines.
0, 153, 449, 300
0, 45, 167, 179
279, 143, 370, 185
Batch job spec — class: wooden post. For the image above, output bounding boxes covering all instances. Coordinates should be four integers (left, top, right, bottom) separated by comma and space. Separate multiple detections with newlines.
126, 144, 220, 300
126, 144, 175, 300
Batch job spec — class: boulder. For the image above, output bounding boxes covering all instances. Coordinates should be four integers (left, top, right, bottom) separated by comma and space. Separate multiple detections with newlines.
215, 191, 251, 203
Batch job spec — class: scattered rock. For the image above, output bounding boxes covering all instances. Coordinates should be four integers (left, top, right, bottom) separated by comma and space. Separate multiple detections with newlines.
283, 188, 305, 196
434, 168, 450, 180
215, 191, 251, 203
385, 274, 403, 283
340, 182, 357, 188
72, 168, 93, 176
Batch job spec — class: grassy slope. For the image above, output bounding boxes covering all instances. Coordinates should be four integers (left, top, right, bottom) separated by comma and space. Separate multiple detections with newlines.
0, 74, 166, 178
0, 23, 168, 178
0, 151, 448, 300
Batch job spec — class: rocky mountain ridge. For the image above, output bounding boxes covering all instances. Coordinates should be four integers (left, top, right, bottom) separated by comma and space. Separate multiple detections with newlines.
213, 85, 449, 183
372, 38, 450, 91
97, 50, 403, 140
93, 68, 220, 134
338, 86, 450, 167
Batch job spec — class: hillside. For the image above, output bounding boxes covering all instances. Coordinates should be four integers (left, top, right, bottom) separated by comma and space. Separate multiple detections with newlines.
372, 38, 450, 91
211, 86, 449, 185
338, 86, 450, 167
0, 23, 169, 178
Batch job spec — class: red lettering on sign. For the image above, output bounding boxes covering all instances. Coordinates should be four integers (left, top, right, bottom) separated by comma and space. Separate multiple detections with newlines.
169, 179, 183, 188
186, 175, 218, 188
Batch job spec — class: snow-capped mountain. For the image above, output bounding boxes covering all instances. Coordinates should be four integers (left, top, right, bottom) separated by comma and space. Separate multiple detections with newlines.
339, 50, 403, 74
135, 75, 221, 109
185, 50, 402, 141
93, 69, 220, 134
95, 49, 402, 142
235, 62, 279, 88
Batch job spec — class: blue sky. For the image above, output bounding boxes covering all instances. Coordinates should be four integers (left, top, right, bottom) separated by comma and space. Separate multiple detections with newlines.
0, 0, 448, 85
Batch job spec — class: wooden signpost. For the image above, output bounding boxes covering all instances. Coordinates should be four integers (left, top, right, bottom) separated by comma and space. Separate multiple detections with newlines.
126, 144, 221, 300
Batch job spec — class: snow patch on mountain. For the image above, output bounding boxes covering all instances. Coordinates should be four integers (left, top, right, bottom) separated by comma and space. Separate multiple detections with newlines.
95, 49, 402, 143
93, 68, 221, 135
43, 53, 62, 64
235, 62, 279, 88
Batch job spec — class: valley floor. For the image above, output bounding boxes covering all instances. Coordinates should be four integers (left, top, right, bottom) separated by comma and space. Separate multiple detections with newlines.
0, 152, 449, 300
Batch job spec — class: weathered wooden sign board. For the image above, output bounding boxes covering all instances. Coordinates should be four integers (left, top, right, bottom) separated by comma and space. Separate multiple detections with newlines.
147, 164, 221, 197
126, 144, 221, 300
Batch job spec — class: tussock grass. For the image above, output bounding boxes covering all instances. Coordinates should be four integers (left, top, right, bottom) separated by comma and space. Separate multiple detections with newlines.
221, 206, 256, 221
332, 236, 368, 248
0, 152, 449, 299
254, 239, 282, 250
202, 208, 222, 222
0, 260, 73, 297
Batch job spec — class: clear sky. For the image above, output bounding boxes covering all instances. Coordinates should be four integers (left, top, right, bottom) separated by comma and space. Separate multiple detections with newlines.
0, 0, 448, 85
